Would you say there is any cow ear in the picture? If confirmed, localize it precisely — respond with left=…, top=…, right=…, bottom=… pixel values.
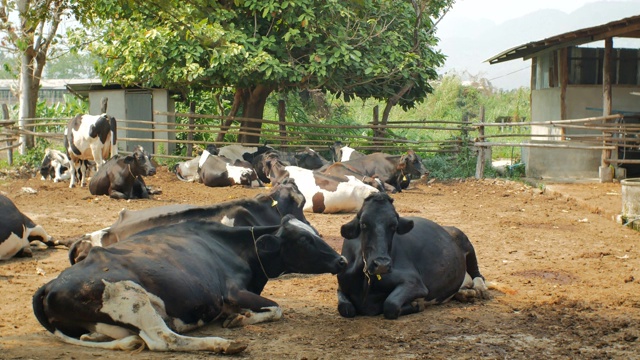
left=340, top=216, right=361, bottom=239
left=256, top=234, right=281, bottom=253
left=397, top=217, right=414, bottom=235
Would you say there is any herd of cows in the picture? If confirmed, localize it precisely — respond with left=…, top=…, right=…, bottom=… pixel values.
left=1, top=112, right=492, bottom=354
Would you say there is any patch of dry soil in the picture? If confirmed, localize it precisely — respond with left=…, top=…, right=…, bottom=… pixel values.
left=1, top=169, right=639, bottom=359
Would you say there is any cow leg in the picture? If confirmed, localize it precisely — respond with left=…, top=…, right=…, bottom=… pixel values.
left=27, top=224, right=54, bottom=245
left=382, top=280, right=429, bottom=319
left=68, top=161, right=77, bottom=188
left=222, top=289, right=282, bottom=328
left=109, top=190, right=128, bottom=200
left=455, top=273, right=491, bottom=301
left=337, top=288, right=357, bottom=318
left=100, top=280, right=246, bottom=353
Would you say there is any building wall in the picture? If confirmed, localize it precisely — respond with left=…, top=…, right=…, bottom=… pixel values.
left=152, top=89, right=176, bottom=155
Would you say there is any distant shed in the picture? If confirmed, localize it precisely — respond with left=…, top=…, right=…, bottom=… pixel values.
left=66, top=81, right=176, bottom=155
left=487, top=15, right=640, bottom=181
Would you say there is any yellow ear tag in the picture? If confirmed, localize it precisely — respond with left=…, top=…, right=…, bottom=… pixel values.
left=376, top=274, right=382, bottom=280
left=271, top=199, right=278, bottom=207
left=402, top=175, right=407, bottom=181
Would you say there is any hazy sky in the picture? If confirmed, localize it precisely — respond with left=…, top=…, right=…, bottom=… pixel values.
left=447, top=0, right=615, bottom=24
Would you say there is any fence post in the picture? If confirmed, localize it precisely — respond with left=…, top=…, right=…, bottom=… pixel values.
left=187, top=101, right=195, bottom=157
left=475, top=106, right=486, bottom=179
left=278, top=99, right=286, bottom=147
left=2, top=104, right=11, bottom=166
left=372, top=105, right=381, bottom=151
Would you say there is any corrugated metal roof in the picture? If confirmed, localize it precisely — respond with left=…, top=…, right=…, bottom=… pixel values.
left=486, top=15, right=640, bottom=65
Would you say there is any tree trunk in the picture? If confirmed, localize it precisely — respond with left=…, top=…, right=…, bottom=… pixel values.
left=238, top=85, right=273, bottom=145
left=18, top=51, right=36, bottom=155
left=215, top=89, right=248, bottom=143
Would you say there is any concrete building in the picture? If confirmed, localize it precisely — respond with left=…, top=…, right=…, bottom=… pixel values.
left=66, top=81, right=177, bottom=155
left=487, top=15, right=640, bottom=181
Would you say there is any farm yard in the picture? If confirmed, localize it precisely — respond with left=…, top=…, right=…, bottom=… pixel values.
left=1, top=167, right=639, bottom=359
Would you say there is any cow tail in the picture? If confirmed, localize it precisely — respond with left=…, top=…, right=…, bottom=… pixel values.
left=110, top=116, right=118, bottom=157
left=32, top=284, right=56, bottom=333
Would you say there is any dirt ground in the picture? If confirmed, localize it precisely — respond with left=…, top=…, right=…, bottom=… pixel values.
left=1, top=167, right=640, bottom=359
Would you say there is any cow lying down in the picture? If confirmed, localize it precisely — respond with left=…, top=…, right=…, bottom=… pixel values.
left=337, top=192, right=491, bottom=319
left=33, top=215, right=346, bottom=353
left=68, top=178, right=309, bottom=264
left=0, top=194, right=53, bottom=260
left=89, top=145, right=156, bottom=199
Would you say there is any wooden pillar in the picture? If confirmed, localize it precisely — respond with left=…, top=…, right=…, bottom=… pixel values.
left=372, top=105, right=381, bottom=151
left=600, top=37, right=614, bottom=182
left=559, top=48, right=568, bottom=140
left=187, top=101, right=195, bottom=157
left=475, top=106, right=486, bottom=179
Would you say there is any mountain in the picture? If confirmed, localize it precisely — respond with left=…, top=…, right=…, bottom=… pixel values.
left=435, top=1, right=640, bottom=90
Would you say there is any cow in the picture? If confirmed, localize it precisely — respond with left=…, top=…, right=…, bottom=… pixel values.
left=329, top=141, right=365, bottom=163
left=336, top=192, right=490, bottom=319
left=336, top=150, right=428, bottom=192
left=218, top=143, right=273, bottom=162
left=0, top=194, right=53, bottom=260
left=265, top=157, right=379, bottom=213
left=65, top=113, right=118, bottom=188
left=320, top=162, right=397, bottom=193
left=293, top=148, right=331, bottom=170
left=174, top=149, right=261, bottom=187
left=33, top=215, right=347, bottom=353
left=88, top=145, right=156, bottom=200
left=69, top=178, right=309, bottom=264
left=39, top=148, right=72, bottom=182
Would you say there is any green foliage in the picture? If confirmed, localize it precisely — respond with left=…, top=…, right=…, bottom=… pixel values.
left=44, top=52, right=98, bottom=79
left=70, top=0, right=453, bottom=110
left=13, top=137, right=52, bottom=169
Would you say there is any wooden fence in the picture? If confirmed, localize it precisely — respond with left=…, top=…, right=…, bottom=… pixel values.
left=2, top=106, right=639, bottom=182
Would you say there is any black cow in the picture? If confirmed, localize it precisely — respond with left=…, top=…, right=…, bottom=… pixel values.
left=0, top=194, right=53, bottom=260
left=88, top=145, right=156, bottom=199
left=70, top=178, right=309, bottom=264
left=336, top=192, right=490, bottom=319
left=33, top=215, right=347, bottom=353
left=64, top=113, right=118, bottom=188
left=336, top=150, right=428, bottom=192
left=329, top=141, right=365, bottom=163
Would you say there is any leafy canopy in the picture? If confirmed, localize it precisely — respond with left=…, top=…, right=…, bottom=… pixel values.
left=71, top=0, right=453, bottom=109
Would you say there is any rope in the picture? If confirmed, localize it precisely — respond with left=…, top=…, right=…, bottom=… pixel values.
left=251, top=227, right=270, bottom=280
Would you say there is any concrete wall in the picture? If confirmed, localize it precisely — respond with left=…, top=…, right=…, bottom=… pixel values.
left=152, top=89, right=176, bottom=155
left=522, top=141, right=601, bottom=180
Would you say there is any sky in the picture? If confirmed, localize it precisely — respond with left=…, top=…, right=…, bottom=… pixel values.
left=435, top=0, right=640, bottom=89
left=445, top=0, right=609, bottom=24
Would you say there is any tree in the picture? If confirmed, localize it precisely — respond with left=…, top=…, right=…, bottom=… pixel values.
left=0, top=0, right=69, bottom=154
left=72, top=0, right=453, bottom=144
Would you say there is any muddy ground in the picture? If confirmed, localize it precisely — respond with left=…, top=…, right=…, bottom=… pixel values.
left=1, top=168, right=639, bottom=359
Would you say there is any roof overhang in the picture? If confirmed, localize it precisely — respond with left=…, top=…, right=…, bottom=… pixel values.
left=486, top=15, right=640, bottom=65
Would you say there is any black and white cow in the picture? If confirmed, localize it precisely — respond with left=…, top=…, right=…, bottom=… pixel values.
left=65, top=113, right=118, bottom=188
left=40, top=148, right=72, bottom=182
left=266, top=157, right=379, bottom=213
left=218, top=143, right=273, bottom=162
left=336, top=192, right=490, bottom=319
left=329, top=141, right=365, bottom=163
left=88, top=145, right=156, bottom=200
left=174, top=149, right=261, bottom=187
left=33, top=215, right=347, bottom=353
left=0, top=194, right=53, bottom=260
left=336, top=150, right=428, bottom=192
left=69, top=178, right=309, bottom=264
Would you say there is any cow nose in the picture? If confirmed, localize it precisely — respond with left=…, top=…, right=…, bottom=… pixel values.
left=338, top=256, right=348, bottom=269
left=148, top=168, right=157, bottom=176
left=372, top=258, right=392, bottom=275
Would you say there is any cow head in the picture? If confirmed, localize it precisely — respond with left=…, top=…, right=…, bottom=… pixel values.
left=399, top=150, right=428, bottom=179
left=259, top=177, right=308, bottom=221
left=128, top=146, right=157, bottom=177
left=295, top=148, right=330, bottom=170
left=328, top=141, right=345, bottom=163
left=340, top=192, right=413, bottom=276
left=174, top=157, right=201, bottom=182
left=255, top=214, right=347, bottom=275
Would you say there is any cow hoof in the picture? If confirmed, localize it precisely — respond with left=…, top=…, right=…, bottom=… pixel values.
left=337, top=302, right=356, bottom=318
left=223, top=340, right=248, bottom=354
left=222, top=314, right=246, bottom=328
